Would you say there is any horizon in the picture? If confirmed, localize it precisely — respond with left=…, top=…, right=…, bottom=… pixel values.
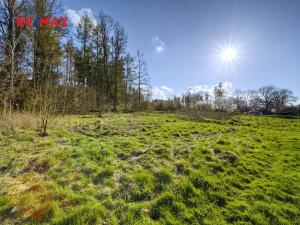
left=63, top=0, right=300, bottom=100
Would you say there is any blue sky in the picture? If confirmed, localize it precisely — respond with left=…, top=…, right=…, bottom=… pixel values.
left=63, top=0, right=300, bottom=100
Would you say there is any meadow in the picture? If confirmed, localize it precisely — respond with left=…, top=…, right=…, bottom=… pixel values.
left=0, top=112, right=299, bottom=225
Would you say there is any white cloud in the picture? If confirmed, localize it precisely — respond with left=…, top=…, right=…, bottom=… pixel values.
left=187, top=85, right=213, bottom=95
left=152, top=37, right=160, bottom=42
left=155, top=46, right=164, bottom=53
left=187, top=82, right=233, bottom=97
left=150, top=82, right=233, bottom=100
left=65, top=8, right=97, bottom=26
left=65, top=9, right=80, bottom=26
left=160, top=85, right=173, bottom=93
left=221, top=82, right=233, bottom=93
left=152, top=36, right=166, bottom=53
left=152, top=85, right=174, bottom=100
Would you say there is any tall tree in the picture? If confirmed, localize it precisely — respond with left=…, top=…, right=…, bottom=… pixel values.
left=38, top=30, right=62, bottom=135
left=75, top=15, right=93, bottom=86
left=92, top=22, right=103, bottom=109
left=0, top=0, right=26, bottom=114
left=30, top=0, right=61, bottom=88
left=28, top=0, right=63, bottom=134
left=62, top=38, right=75, bottom=115
left=231, top=89, right=245, bottom=112
left=111, top=22, right=126, bottom=111
left=273, top=88, right=296, bottom=113
left=214, top=82, right=226, bottom=111
left=97, top=12, right=113, bottom=109
left=123, top=53, right=136, bottom=109
left=255, top=85, right=276, bottom=113
left=136, top=50, right=149, bottom=110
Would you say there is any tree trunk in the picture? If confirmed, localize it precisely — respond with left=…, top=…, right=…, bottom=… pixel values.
left=113, top=61, right=118, bottom=111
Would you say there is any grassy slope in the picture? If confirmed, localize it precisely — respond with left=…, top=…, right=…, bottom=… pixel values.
left=0, top=113, right=299, bottom=225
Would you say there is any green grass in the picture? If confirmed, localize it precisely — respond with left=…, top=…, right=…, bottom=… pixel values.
left=0, top=112, right=299, bottom=224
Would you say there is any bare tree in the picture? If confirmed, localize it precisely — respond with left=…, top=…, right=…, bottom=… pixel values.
left=214, top=82, right=226, bottom=111
left=123, top=53, right=136, bottom=110
left=273, top=88, right=296, bottom=113
left=62, top=38, right=74, bottom=115
left=136, top=50, right=149, bottom=110
left=231, top=89, right=245, bottom=112
left=92, top=23, right=102, bottom=110
left=97, top=12, right=113, bottom=109
left=111, top=21, right=126, bottom=111
left=38, top=34, right=62, bottom=136
left=255, top=85, right=276, bottom=113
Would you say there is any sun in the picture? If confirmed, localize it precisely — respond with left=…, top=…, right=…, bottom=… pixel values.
left=217, top=45, right=240, bottom=65
left=213, top=40, right=243, bottom=69
left=221, top=47, right=237, bottom=63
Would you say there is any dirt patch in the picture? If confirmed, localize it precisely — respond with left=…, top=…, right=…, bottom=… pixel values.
left=127, top=149, right=149, bottom=163
left=211, top=149, right=239, bottom=163
left=19, top=159, right=50, bottom=174
left=131, top=149, right=148, bottom=157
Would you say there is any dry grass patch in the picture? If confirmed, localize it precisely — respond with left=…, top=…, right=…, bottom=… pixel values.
left=6, top=173, right=54, bottom=221
left=0, top=113, right=39, bottom=131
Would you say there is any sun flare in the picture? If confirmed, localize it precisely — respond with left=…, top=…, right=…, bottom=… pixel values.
left=221, top=47, right=237, bottom=63
left=214, top=40, right=243, bottom=68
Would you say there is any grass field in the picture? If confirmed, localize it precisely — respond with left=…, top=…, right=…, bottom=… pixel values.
left=0, top=113, right=299, bottom=225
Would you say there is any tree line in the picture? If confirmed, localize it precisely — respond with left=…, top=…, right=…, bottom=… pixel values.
left=152, top=83, right=299, bottom=115
left=0, top=0, right=151, bottom=122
